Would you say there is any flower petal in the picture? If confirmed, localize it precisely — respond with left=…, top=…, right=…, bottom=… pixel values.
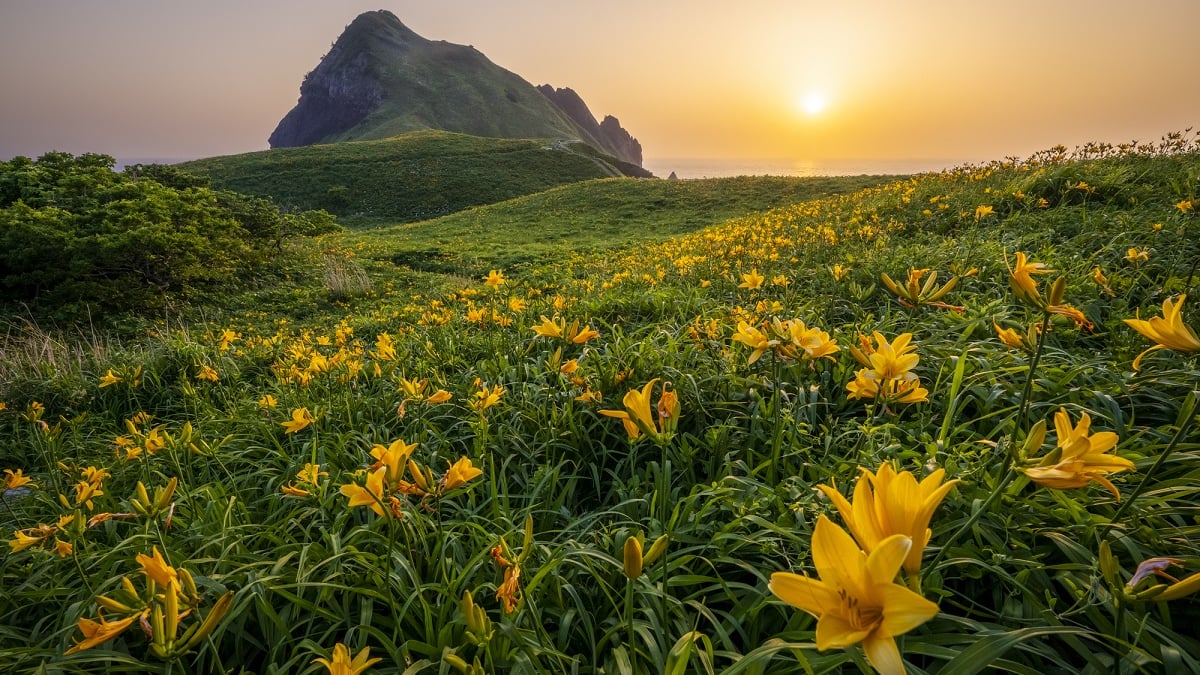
left=862, top=633, right=906, bottom=675
left=876, top=583, right=940, bottom=638
left=815, top=613, right=872, bottom=650
left=768, top=572, right=838, bottom=617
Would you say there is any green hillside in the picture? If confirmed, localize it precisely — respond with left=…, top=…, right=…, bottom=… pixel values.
left=180, top=131, right=647, bottom=223
left=349, top=174, right=895, bottom=275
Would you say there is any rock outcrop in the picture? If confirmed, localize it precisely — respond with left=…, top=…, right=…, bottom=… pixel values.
left=536, top=85, right=642, bottom=166
left=269, top=10, right=645, bottom=167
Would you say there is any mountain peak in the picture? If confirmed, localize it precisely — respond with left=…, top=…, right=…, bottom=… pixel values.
left=268, top=12, right=644, bottom=166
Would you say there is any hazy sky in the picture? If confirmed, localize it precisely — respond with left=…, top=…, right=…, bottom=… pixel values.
left=1, top=0, right=1198, bottom=165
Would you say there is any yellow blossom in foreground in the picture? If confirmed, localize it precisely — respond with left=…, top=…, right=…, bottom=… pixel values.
left=484, top=269, right=505, bottom=287
left=281, top=408, right=315, bottom=434
left=975, top=205, right=994, bottom=220
left=258, top=394, right=278, bottom=409
left=196, top=364, right=219, bottom=382
left=818, top=463, right=959, bottom=577
left=1176, top=199, right=1193, bottom=213
left=1123, top=294, right=1200, bottom=370
left=1021, top=408, right=1133, bottom=499
left=442, top=456, right=483, bottom=491
left=738, top=268, right=765, bottom=290
left=769, top=516, right=939, bottom=675
left=314, top=643, right=382, bottom=675
left=831, top=264, right=850, bottom=281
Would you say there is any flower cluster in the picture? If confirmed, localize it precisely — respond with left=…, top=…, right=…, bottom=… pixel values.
left=846, top=332, right=928, bottom=405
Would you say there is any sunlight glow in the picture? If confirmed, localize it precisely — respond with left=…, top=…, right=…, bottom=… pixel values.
left=800, top=91, right=828, bottom=116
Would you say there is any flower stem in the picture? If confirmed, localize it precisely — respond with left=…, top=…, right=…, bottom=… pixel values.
left=658, top=441, right=671, bottom=653
left=767, top=360, right=785, bottom=485
left=625, top=577, right=636, bottom=662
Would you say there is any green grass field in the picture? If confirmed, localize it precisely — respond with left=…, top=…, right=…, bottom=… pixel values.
left=3, top=133, right=1200, bottom=674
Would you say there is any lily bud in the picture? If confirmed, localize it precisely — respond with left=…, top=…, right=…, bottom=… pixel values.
left=623, top=534, right=644, bottom=579
left=1048, top=276, right=1067, bottom=307
left=643, top=534, right=669, bottom=567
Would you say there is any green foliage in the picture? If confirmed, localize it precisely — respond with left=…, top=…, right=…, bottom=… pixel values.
left=0, top=153, right=342, bottom=323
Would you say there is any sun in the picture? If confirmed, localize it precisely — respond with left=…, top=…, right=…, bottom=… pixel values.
left=799, top=91, right=829, bottom=116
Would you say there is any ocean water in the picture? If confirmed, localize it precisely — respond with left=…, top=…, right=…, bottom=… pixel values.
left=643, top=157, right=974, bottom=179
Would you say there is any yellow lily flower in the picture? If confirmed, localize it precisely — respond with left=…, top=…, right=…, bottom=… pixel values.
left=136, top=546, right=179, bottom=589
left=731, top=321, right=776, bottom=365
left=369, top=439, right=418, bottom=488
left=600, top=378, right=678, bottom=441
left=281, top=407, right=315, bottom=434
left=484, top=269, right=505, bottom=287
left=9, top=524, right=55, bottom=552
left=1006, top=252, right=1053, bottom=304
left=4, top=468, right=34, bottom=490
left=314, top=643, right=383, bottom=675
left=818, top=463, right=959, bottom=577
left=99, top=370, right=123, bottom=388
left=1125, top=247, right=1149, bottom=264
left=1021, top=408, right=1133, bottom=499
left=442, top=456, right=483, bottom=491
left=773, top=318, right=840, bottom=361
left=65, top=613, right=141, bottom=655
left=993, top=321, right=1027, bottom=350
left=831, top=264, right=851, bottom=281
left=1123, top=294, right=1200, bottom=370
left=339, top=468, right=389, bottom=517
left=769, top=515, right=939, bottom=675
left=532, top=315, right=564, bottom=339
left=738, top=268, right=765, bottom=290
left=469, top=384, right=505, bottom=413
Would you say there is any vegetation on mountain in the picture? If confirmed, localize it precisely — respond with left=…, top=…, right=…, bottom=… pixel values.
left=2, top=133, right=1199, bottom=674
left=182, top=131, right=650, bottom=224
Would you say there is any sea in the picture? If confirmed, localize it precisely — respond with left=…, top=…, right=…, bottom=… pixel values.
left=642, top=157, right=976, bottom=179
left=106, top=156, right=974, bottom=178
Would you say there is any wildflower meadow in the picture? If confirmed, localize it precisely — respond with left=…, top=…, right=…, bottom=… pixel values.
left=3, top=133, right=1200, bottom=673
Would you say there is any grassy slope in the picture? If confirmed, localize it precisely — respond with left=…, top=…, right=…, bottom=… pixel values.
left=3, top=138, right=1200, bottom=673
left=348, top=174, right=895, bottom=276
left=179, top=131, right=641, bottom=223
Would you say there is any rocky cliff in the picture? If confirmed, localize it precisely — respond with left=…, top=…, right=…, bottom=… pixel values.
left=269, top=10, right=644, bottom=167
left=536, top=85, right=642, bottom=166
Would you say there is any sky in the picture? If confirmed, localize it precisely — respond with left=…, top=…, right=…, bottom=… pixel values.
left=1, top=0, right=1198, bottom=167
